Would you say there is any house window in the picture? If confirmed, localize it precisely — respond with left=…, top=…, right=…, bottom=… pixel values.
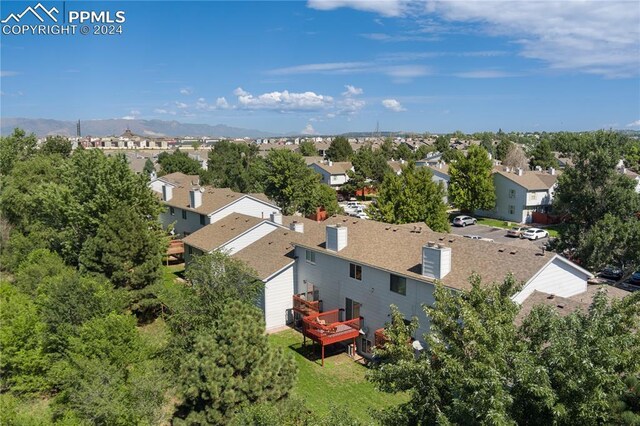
left=509, top=205, right=515, bottom=215
left=200, top=214, right=206, bottom=225
left=362, top=338, right=373, bottom=354
left=390, top=274, right=407, bottom=296
left=509, top=189, right=516, bottom=199
left=169, top=206, right=175, bottom=216
left=305, top=250, right=316, bottom=264
left=187, top=246, right=193, bottom=255
left=349, top=263, right=362, bottom=281
left=182, top=210, right=187, bottom=220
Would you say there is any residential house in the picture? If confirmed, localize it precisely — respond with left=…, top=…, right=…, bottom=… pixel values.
left=150, top=172, right=281, bottom=236
left=477, top=167, right=559, bottom=224
left=310, top=161, right=353, bottom=188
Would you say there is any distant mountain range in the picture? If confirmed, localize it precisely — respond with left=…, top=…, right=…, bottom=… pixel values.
left=0, top=117, right=280, bottom=138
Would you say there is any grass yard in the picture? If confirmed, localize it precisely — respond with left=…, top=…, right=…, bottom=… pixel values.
left=269, top=329, right=408, bottom=423
left=476, top=217, right=512, bottom=229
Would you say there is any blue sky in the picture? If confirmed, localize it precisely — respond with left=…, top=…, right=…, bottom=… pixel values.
left=1, top=0, right=639, bottom=134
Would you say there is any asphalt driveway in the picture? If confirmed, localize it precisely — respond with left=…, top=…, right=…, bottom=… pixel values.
left=449, top=224, right=547, bottom=249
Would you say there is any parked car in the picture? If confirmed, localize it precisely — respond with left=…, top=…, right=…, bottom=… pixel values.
left=506, top=226, right=528, bottom=238
left=630, top=271, right=640, bottom=285
left=452, top=215, right=477, bottom=227
left=599, top=266, right=623, bottom=281
left=522, top=228, right=549, bottom=240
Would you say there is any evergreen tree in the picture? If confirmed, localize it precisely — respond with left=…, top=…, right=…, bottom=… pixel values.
left=176, top=301, right=296, bottom=425
left=264, top=150, right=321, bottom=215
left=495, top=138, right=513, bottom=161
left=157, top=149, right=202, bottom=175
left=379, top=138, right=395, bottom=160
left=298, top=140, right=317, bottom=156
left=143, top=158, right=155, bottom=176
left=326, top=136, right=353, bottom=161
left=448, top=145, right=496, bottom=213
left=368, top=162, right=450, bottom=232
left=529, top=139, right=557, bottom=170
left=344, top=145, right=391, bottom=198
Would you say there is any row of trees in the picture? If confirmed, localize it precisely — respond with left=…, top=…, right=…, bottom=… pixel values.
left=0, top=129, right=301, bottom=424
left=370, top=275, right=640, bottom=425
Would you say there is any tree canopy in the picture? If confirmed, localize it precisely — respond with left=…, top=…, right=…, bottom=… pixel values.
left=368, top=162, right=450, bottom=232
left=448, top=145, right=496, bottom=213
left=326, top=136, right=353, bottom=161
left=298, top=140, right=318, bottom=156
left=369, top=274, right=640, bottom=425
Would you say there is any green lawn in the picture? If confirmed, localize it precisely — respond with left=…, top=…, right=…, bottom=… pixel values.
left=269, top=329, right=407, bottom=423
left=476, top=217, right=513, bottom=229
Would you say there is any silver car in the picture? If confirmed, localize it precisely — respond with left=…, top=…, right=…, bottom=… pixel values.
left=453, top=215, right=477, bottom=227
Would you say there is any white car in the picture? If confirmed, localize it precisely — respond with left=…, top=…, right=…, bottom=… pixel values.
left=522, top=228, right=549, bottom=240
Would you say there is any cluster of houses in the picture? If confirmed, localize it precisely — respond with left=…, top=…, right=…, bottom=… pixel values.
left=149, top=172, right=629, bottom=362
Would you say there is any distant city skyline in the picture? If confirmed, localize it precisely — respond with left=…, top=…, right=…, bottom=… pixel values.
left=1, top=0, right=639, bottom=134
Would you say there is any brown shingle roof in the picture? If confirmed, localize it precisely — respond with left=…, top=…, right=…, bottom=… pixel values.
left=182, top=214, right=264, bottom=252
left=495, top=170, right=559, bottom=191
left=425, top=163, right=450, bottom=176
left=515, top=285, right=630, bottom=325
left=158, top=172, right=199, bottom=187
left=311, top=161, right=353, bottom=175
left=160, top=184, right=277, bottom=215
left=295, top=215, right=556, bottom=291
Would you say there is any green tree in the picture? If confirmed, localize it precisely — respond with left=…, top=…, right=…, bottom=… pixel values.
left=54, top=313, right=167, bottom=425
left=372, top=304, right=418, bottom=364
left=379, top=138, right=395, bottom=160
left=41, top=135, right=72, bottom=157
left=553, top=137, right=640, bottom=264
left=78, top=204, right=166, bottom=291
left=208, top=141, right=265, bottom=192
left=157, top=149, right=202, bottom=175
left=143, top=158, right=155, bottom=176
left=300, top=183, right=341, bottom=217
left=162, top=251, right=264, bottom=365
left=368, top=162, right=450, bottom=232
left=529, top=139, right=557, bottom=170
left=298, top=140, right=317, bottom=156
left=326, top=136, right=353, bottom=161
left=14, top=249, right=69, bottom=296
left=369, top=274, right=640, bottom=425
left=176, top=301, right=296, bottom=425
left=0, top=128, right=37, bottom=176
left=448, top=145, right=496, bottom=213
left=0, top=282, right=50, bottom=393
left=495, top=138, right=513, bottom=161
left=264, top=150, right=321, bottom=215
left=394, top=143, right=413, bottom=161
left=344, top=145, right=391, bottom=198
left=434, top=135, right=450, bottom=154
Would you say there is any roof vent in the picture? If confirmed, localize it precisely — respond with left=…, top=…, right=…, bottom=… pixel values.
left=547, top=294, right=555, bottom=300
left=269, top=211, right=282, bottom=225
left=510, top=249, right=518, bottom=255
left=557, top=304, right=565, bottom=309
left=498, top=248, right=505, bottom=253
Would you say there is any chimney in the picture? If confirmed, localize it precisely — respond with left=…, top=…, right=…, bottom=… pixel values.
left=504, top=166, right=510, bottom=172
left=289, top=220, right=304, bottom=233
left=438, top=161, right=443, bottom=169
left=189, top=188, right=202, bottom=208
left=328, top=160, right=333, bottom=167
left=548, top=167, right=556, bottom=175
left=326, top=224, right=348, bottom=252
left=400, top=159, right=405, bottom=164
left=162, top=185, right=173, bottom=201
left=516, top=168, right=524, bottom=176
left=422, top=243, right=452, bottom=279
left=270, top=211, right=283, bottom=225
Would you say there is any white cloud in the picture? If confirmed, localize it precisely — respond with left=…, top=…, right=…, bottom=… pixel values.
left=180, top=88, right=192, bottom=95
left=626, top=119, right=640, bottom=128
left=382, top=98, right=406, bottom=112
left=235, top=88, right=333, bottom=111
left=307, top=0, right=406, bottom=17
left=0, top=70, right=20, bottom=77
left=233, top=87, right=249, bottom=96
left=121, top=116, right=136, bottom=120
left=154, top=108, right=168, bottom=114
left=268, top=62, right=372, bottom=75
left=454, top=70, right=519, bottom=79
left=175, top=102, right=188, bottom=109
left=130, top=110, right=141, bottom=115
left=342, top=84, right=363, bottom=96
left=216, top=97, right=230, bottom=109
left=431, top=1, right=640, bottom=78
left=384, top=65, right=430, bottom=78
left=301, top=123, right=317, bottom=135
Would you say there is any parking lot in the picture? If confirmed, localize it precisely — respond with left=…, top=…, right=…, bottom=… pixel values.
left=449, top=223, right=547, bottom=249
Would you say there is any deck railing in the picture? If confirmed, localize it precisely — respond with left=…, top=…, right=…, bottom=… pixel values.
left=374, top=328, right=388, bottom=348
left=292, top=294, right=321, bottom=317
left=302, top=309, right=361, bottom=346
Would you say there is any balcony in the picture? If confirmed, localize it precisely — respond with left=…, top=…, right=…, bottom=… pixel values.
left=292, top=293, right=321, bottom=317
left=374, top=328, right=388, bottom=349
left=302, top=309, right=362, bottom=366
